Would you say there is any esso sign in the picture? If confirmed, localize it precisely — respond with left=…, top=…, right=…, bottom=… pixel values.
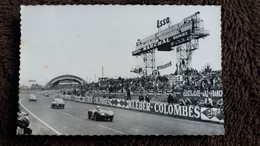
left=157, top=17, right=170, bottom=28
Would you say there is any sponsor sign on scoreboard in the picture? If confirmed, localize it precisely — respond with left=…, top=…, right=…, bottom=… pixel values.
left=132, top=12, right=199, bottom=56
left=133, top=30, right=191, bottom=56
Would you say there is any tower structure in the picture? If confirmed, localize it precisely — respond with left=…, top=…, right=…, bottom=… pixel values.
left=132, top=12, right=209, bottom=76
left=142, top=50, right=155, bottom=76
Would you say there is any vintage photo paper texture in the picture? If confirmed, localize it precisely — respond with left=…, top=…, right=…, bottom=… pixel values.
left=18, top=5, right=223, bottom=135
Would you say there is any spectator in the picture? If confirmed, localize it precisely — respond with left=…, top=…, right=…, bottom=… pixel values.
left=167, top=94, right=174, bottom=104
left=216, top=98, right=223, bottom=108
left=204, top=94, right=213, bottom=108
left=126, top=89, right=131, bottom=100
left=145, top=95, right=151, bottom=102
left=139, top=93, right=144, bottom=102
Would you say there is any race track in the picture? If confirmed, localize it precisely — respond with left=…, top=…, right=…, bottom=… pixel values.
left=19, top=93, right=224, bottom=135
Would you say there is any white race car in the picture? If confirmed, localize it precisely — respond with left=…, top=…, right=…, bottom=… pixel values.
left=28, top=94, right=37, bottom=102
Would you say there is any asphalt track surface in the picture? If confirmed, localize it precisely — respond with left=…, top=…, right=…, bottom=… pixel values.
left=19, top=93, right=224, bottom=135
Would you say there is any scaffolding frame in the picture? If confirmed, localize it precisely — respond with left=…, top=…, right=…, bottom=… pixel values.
left=133, top=12, right=209, bottom=76
left=143, top=50, right=155, bottom=76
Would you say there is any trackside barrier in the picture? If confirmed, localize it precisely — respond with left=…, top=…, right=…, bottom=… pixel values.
left=59, top=95, right=223, bottom=124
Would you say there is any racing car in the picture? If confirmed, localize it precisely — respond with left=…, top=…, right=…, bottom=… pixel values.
left=28, top=94, right=37, bottom=102
left=44, top=92, right=50, bottom=97
left=88, top=106, right=114, bottom=121
left=51, top=98, right=65, bottom=109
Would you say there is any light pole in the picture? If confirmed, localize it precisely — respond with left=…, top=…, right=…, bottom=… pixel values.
left=102, top=66, right=104, bottom=78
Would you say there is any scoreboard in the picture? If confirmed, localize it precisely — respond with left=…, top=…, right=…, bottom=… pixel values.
left=133, top=12, right=205, bottom=56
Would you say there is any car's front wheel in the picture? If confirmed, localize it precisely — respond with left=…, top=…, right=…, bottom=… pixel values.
left=88, top=113, right=91, bottom=119
left=110, top=117, right=113, bottom=122
left=94, top=114, right=98, bottom=121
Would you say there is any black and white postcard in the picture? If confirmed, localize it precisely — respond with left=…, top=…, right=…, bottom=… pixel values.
left=18, top=5, right=223, bottom=135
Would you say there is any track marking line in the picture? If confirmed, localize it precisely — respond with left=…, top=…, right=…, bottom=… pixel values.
left=62, top=112, right=86, bottom=120
left=98, top=124, right=126, bottom=135
left=62, top=112, right=74, bottom=118
left=19, top=98, right=62, bottom=135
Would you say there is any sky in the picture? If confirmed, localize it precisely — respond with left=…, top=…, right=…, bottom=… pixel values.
left=20, top=5, right=221, bottom=86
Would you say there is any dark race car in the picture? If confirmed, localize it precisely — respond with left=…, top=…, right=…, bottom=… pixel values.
left=28, top=94, right=37, bottom=102
left=88, top=106, right=114, bottom=121
left=51, top=98, right=65, bottom=109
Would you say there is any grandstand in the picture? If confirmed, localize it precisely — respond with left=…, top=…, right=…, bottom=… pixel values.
left=86, top=65, right=222, bottom=94
left=81, top=65, right=222, bottom=107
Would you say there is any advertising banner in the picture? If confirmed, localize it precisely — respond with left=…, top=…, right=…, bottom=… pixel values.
left=183, top=90, right=223, bottom=97
left=200, top=107, right=224, bottom=123
left=157, top=62, right=172, bottom=70
left=61, top=95, right=224, bottom=123
left=93, top=97, right=112, bottom=106
left=64, top=95, right=72, bottom=100
left=84, top=96, right=93, bottom=103
left=64, top=95, right=201, bottom=120
left=127, top=100, right=201, bottom=120
left=110, top=99, right=129, bottom=108
left=135, top=30, right=191, bottom=54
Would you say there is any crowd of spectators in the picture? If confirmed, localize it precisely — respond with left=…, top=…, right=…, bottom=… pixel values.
left=177, top=70, right=222, bottom=91
left=52, top=65, right=222, bottom=107
left=85, top=68, right=222, bottom=94
left=52, top=66, right=223, bottom=108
